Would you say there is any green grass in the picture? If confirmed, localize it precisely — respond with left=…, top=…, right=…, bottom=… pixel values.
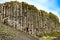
left=0, top=26, right=18, bottom=36
left=37, top=32, right=60, bottom=37
left=42, top=36, right=52, bottom=40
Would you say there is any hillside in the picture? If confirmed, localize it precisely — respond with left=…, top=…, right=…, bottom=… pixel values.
left=0, top=22, right=39, bottom=40
left=0, top=1, right=60, bottom=39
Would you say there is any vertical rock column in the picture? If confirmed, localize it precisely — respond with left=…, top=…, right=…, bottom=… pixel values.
left=0, top=4, right=2, bottom=21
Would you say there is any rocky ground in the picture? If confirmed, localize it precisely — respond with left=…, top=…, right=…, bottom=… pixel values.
left=0, top=23, right=39, bottom=40
left=0, top=22, right=60, bottom=40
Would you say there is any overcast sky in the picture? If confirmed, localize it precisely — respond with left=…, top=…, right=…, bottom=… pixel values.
left=0, top=0, right=60, bottom=21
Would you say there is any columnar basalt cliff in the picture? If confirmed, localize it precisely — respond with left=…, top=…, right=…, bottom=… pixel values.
left=0, top=1, right=60, bottom=37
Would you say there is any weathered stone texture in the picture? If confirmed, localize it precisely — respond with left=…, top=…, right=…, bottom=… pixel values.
left=0, top=1, right=60, bottom=36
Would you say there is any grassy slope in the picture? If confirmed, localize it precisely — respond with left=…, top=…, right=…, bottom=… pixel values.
left=0, top=23, right=39, bottom=40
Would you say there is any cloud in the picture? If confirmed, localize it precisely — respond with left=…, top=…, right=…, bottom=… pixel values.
left=10, top=0, right=17, bottom=1
left=35, top=0, right=60, bottom=21
left=39, top=0, right=48, bottom=3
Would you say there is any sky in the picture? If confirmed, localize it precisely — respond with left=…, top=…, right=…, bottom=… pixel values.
left=0, top=0, right=60, bottom=22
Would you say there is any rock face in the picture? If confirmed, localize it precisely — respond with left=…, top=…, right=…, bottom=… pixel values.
left=0, top=1, right=60, bottom=37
